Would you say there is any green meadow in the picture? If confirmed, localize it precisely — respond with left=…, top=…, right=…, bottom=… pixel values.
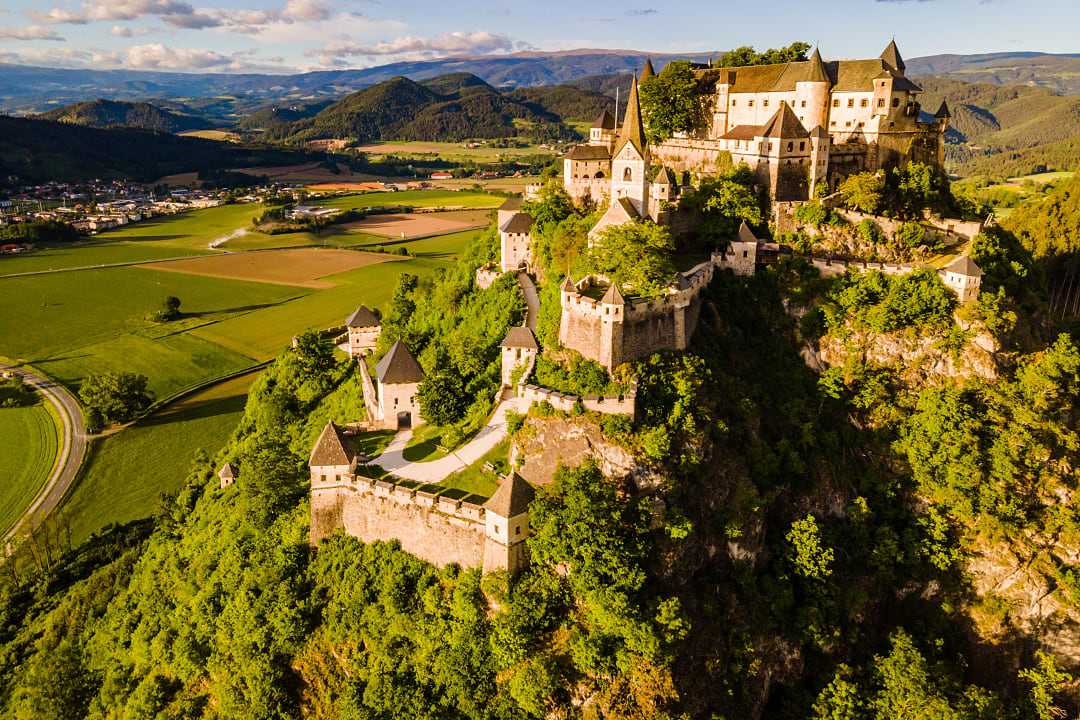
left=0, top=400, right=59, bottom=536
left=316, top=189, right=502, bottom=211
left=60, top=372, right=257, bottom=544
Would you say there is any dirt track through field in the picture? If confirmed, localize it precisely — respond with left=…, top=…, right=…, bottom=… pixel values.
left=339, top=214, right=481, bottom=239
left=143, top=248, right=399, bottom=288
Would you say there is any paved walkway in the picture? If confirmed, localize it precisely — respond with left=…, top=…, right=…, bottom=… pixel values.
left=375, top=394, right=527, bottom=483
left=517, top=272, right=539, bottom=331
left=2, top=363, right=87, bottom=545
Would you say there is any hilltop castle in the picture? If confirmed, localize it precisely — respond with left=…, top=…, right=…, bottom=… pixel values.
left=564, top=40, right=949, bottom=203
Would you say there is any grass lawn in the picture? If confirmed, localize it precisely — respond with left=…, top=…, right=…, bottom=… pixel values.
left=347, top=228, right=483, bottom=261
left=353, top=140, right=552, bottom=162
left=60, top=371, right=258, bottom=545
left=316, top=189, right=503, bottom=211
left=440, top=438, right=508, bottom=498
left=403, top=422, right=453, bottom=462
left=0, top=266, right=303, bottom=395
left=0, top=400, right=60, bottom=536
left=1006, top=170, right=1075, bottom=185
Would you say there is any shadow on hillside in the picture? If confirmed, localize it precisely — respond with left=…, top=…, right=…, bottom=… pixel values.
left=140, top=392, right=248, bottom=427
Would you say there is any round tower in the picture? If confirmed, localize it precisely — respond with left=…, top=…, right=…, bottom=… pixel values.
left=795, top=48, right=831, bottom=131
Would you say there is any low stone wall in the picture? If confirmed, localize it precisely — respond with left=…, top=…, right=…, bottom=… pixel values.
left=517, top=383, right=636, bottom=416
left=357, top=360, right=378, bottom=425
left=808, top=256, right=915, bottom=278
left=652, top=138, right=733, bottom=175
left=311, top=478, right=489, bottom=568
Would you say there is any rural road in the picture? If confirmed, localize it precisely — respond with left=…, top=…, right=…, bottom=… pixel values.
left=517, top=272, right=539, bottom=331
left=2, top=363, right=87, bottom=545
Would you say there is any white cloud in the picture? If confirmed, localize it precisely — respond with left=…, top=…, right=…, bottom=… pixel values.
left=0, top=25, right=66, bottom=41
left=37, top=0, right=333, bottom=33
left=313, top=30, right=528, bottom=66
left=110, top=24, right=153, bottom=36
left=0, top=43, right=288, bottom=72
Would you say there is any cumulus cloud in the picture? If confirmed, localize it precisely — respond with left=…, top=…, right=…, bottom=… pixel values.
left=1, top=42, right=287, bottom=72
left=110, top=23, right=153, bottom=36
left=0, top=25, right=66, bottom=41
left=36, top=0, right=333, bottom=33
left=313, top=30, right=527, bottom=66
left=626, top=8, right=658, bottom=15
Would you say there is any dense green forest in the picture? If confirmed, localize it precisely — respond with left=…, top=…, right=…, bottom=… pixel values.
left=1, top=171, right=1079, bottom=719
left=38, top=100, right=213, bottom=134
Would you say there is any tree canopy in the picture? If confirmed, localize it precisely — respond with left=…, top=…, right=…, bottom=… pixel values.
left=584, top=221, right=676, bottom=298
left=638, top=60, right=711, bottom=143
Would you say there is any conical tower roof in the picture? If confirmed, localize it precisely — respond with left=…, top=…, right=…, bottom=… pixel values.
left=807, top=48, right=829, bottom=84
left=737, top=220, right=759, bottom=244
left=483, top=472, right=536, bottom=518
left=640, top=57, right=656, bottom=81
left=880, top=39, right=906, bottom=73
left=613, top=75, right=647, bottom=158
left=600, top=281, right=626, bottom=306
left=375, top=340, right=424, bottom=384
left=592, top=108, right=616, bottom=130
left=935, top=99, right=951, bottom=119
left=309, top=421, right=354, bottom=467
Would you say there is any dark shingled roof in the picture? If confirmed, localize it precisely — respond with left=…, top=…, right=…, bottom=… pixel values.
left=483, top=472, right=535, bottom=518
left=737, top=220, right=759, bottom=244
left=500, top=326, right=538, bottom=350
left=880, top=39, right=906, bottom=73
left=218, top=462, right=236, bottom=479
left=561, top=275, right=576, bottom=292
left=565, top=144, right=612, bottom=161
left=346, top=305, right=379, bottom=328
left=807, top=48, right=829, bottom=84
left=935, top=99, right=951, bottom=119
left=652, top=166, right=677, bottom=186
left=376, top=340, right=424, bottom=384
left=613, top=75, right=647, bottom=158
left=499, top=196, right=523, bottom=211
left=500, top=212, right=534, bottom=234
left=945, top=255, right=983, bottom=277
left=720, top=124, right=761, bottom=142
left=309, top=422, right=354, bottom=467
left=761, top=102, right=809, bottom=139
left=616, top=196, right=640, bottom=220
left=601, top=282, right=626, bottom=305
left=592, top=108, right=616, bottom=130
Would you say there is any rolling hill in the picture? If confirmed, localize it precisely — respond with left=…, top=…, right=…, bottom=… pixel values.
left=907, top=52, right=1080, bottom=95
left=38, top=99, right=212, bottom=133
left=269, top=73, right=569, bottom=144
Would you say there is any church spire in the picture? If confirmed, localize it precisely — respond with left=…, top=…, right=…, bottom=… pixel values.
left=613, top=75, right=647, bottom=158
left=880, top=39, right=905, bottom=74
left=807, top=47, right=829, bottom=84
left=640, top=57, right=655, bottom=82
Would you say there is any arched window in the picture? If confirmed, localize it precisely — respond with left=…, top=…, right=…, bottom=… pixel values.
left=623, top=167, right=632, bottom=182
left=595, top=170, right=605, bottom=178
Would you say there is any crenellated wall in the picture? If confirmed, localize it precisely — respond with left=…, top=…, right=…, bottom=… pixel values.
left=516, top=383, right=636, bottom=416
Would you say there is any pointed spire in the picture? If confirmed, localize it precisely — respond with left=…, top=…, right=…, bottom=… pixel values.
left=560, top=274, right=575, bottom=292
left=483, top=472, right=536, bottom=518
left=737, top=220, right=758, bottom=244
left=807, top=48, right=829, bottom=84
left=613, top=75, right=647, bottom=158
left=601, top=282, right=626, bottom=306
left=640, top=57, right=656, bottom=82
left=935, top=99, right=951, bottom=119
left=880, top=39, right=905, bottom=74
left=309, top=421, right=354, bottom=467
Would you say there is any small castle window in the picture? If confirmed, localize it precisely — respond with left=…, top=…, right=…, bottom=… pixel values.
left=763, top=99, right=769, bottom=107
left=847, top=98, right=854, bottom=108
left=892, top=97, right=900, bottom=107
left=515, top=526, right=521, bottom=535
left=787, top=142, right=793, bottom=152
left=800, top=100, right=806, bottom=108
left=860, top=98, right=869, bottom=108
left=830, top=120, right=836, bottom=127
left=623, top=167, right=632, bottom=181
left=877, top=98, right=885, bottom=107
left=800, top=141, right=806, bottom=151
left=748, top=99, right=754, bottom=107
left=832, top=99, right=840, bottom=108
left=731, top=99, right=737, bottom=106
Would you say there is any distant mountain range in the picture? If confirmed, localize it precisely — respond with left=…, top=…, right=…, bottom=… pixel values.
left=906, top=52, right=1080, bottom=95
left=0, top=50, right=713, bottom=116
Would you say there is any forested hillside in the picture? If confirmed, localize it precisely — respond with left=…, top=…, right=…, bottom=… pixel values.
left=38, top=100, right=212, bottom=133
left=1, top=172, right=1079, bottom=718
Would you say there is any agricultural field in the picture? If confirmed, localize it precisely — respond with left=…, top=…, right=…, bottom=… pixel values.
left=177, top=129, right=242, bottom=143
left=315, top=189, right=503, bottom=211
left=59, top=371, right=258, bottom=544
left=353, top=139, right=554, bottom=162
left=0, top=400, right=59, bottom=536
left=144, top=247, right=399, bottom=288
left=339, top=212, right=487, bottom=240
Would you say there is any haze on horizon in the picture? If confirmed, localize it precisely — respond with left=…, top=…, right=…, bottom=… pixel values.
left=0, top=0, right=1076, bottom=75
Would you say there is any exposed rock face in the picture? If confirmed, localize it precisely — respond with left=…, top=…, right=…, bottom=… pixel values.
left=813, top=322, right=999, bottom=384
left=512, top=415, right=648, bottom=487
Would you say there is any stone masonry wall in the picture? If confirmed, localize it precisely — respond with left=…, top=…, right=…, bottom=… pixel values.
left=312, top=486, right=486, bottom=568
left=560, top=305, right=603, bottom=362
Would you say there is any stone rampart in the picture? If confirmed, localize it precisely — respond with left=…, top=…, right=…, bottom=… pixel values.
left=311, top=477, right=488, bottom=568
left=517, top=383, right=636, bottom=416
left=475, top=266, right=502, bottom=290
left=808, top=256, right=915, bottom=278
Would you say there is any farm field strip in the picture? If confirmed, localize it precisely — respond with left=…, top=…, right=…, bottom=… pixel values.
left=315, top=189, right=503, bottom=211
left=143, top=247, right=401, bottom=288
left=0, top=401, right=60, bottom=536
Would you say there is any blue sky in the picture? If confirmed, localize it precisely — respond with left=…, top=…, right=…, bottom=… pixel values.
left=0, top=0, right=1076, bottom=73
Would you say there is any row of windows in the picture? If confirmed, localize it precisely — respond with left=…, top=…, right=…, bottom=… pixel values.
left=732, top=96, right=901, bottom=112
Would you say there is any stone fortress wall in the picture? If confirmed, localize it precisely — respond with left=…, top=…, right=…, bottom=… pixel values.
left=311, top=474, right=490, bottom=569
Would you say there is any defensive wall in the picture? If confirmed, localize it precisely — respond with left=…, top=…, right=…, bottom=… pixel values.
left=311, top=474, right=489, bottom=568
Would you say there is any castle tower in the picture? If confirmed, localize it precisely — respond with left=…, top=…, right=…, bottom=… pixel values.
left=934, top=100, right=951, bottom=129
left=499, top=211, right=534, bottom=272
left=598, top=281, right=626, bottom=371
left=482, top=473, right=536, bottom=574
left=499, top=326, right=538, bottom=387
left=609, top=75, right=650, bottom=217
left=588, top=109, right=617, bottom=147
left=795, top=48, right=831, bottom=131
left=941, top=255, right=983, bottom=304
left=880, top=39, right=906, bottom=75
left=808, top=125, right=830, bottom=196
left=345, top=305, right=381, bottom=358
left=218, top=462, right=237, bottom=489
left=640, top=57, right=656, bottom=82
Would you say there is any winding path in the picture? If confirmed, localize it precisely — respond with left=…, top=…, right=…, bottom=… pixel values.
left=2, top=363, right=87, bottom=545
left=374, top=272, right=540, bottom=483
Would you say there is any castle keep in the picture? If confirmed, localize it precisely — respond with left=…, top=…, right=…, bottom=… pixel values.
left=564, top=41, right=949, bottom=203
